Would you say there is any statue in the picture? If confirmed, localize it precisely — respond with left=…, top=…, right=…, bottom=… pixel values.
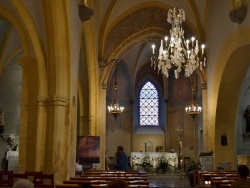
left=244, top=105, right=250, bottom=133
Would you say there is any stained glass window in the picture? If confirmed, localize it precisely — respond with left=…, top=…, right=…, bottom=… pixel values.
left=139, top=81, right=159, bottom=126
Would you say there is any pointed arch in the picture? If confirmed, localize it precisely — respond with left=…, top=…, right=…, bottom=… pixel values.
left=139, top=81, right=159, bottom=126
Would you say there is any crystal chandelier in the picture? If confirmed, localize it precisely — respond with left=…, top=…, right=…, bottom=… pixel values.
left=107, top=60, right=124, bottom=120
left=151, top=5, right=206, bottom=79
left=185, top=76, right=202, bottom=120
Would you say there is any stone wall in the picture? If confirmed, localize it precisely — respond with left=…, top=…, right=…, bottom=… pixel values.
left=0, top=57, right=22, bottom=170
left=238, top=66, right=250, bottom=156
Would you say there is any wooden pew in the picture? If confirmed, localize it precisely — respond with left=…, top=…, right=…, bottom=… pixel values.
left=57, top=170, right=149, bottom=188
left=81, top=170, right=147, bottom=177
left=200, top=173, right=238, bottom=188
left=211, top=179, right=236, bottom=188
left=10, top=173, right=27, bottom=186
left=55, top=184, right=149, bottom=188
left=218, top=184, right=232, bottom=188
left=195, top=170, right=237, bottom=188
left=82, top=170, right=145, bottom=174
left=80, top=173, right=147, bottom=177
left=55, top=184, right=78, bottom=188
left=70, top=176, right=148, bottom=181
left=63, top=179, right=149, bottom=186
left=0, top=170, right=13, bottom=187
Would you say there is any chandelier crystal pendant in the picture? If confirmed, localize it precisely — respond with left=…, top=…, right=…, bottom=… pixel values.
left=107, top=60, right=124, bottom=120
left=151, top=6, right=206, bottom=79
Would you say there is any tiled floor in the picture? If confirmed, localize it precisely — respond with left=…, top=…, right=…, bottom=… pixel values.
left=148, top=173, right=191, bottom=188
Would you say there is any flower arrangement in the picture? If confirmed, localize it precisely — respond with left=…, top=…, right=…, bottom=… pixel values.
left=1, top=134, right=18, bottom=151
left=135, top=155, right=153, bottom=172
left=0, top=134, right=18, bottom=170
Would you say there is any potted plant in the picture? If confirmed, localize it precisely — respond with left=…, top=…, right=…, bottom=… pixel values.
left=185, top=160, right=201, bottom=187
left=155, top=160, right=170, bottom=174
left=216, top=166, right=224, bottom=170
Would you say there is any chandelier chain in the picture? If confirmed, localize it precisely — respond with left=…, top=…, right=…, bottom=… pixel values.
left=107, top=59, right=124, bottom=120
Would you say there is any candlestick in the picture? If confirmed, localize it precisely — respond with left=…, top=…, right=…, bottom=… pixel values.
left=179, top=141, right=182, bottom=156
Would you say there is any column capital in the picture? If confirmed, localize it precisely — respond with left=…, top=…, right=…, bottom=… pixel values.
left=47, top=95, right=68, bottom=107
left=37, top=96, right=48, bottom=106
left=80, top=115, right=94, bottom=121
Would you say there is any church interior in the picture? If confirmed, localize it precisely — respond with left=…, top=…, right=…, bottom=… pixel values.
left=0, top=0, right=250, bottom=186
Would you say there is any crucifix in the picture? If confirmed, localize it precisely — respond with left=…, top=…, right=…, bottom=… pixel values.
left=175, top=125, right=183, bottom=141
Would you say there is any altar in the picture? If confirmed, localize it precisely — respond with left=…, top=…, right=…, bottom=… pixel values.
left=131, top=152, right=178, bottom=171
left=6, top=151, right=18, bottom=172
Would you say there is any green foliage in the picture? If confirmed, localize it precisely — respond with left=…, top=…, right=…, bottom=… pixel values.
left=135, top=155, right=153, bottom=172
left=135, top=161, right=153, bottom=172
left=185, top=160, right=201, bottom=178
left=155, top=161, right=170, bottom=174
left=216, top=166, right=224, bottom=170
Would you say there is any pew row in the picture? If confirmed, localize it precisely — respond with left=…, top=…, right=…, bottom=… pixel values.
left=55, top=184, right=149, bottom=188
left=57, top=170, right=149, bottom=188
left=192, top=170, right=238, bottom=188
left=63, top=179, right=149, bottom=186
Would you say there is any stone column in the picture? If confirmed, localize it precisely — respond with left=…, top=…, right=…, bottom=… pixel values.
left=97, top=85, right=107, bottom=170
left=18, top=57, right=41, bottom=172
left=42, top=0, right=77, bottom=182
left=130, top=100, right=134, bottom=152
left=79, top=115, right=94, bottom=136
left=45, top=96, right=71, bottom=183
left=201, top=84, right=210, bottom=151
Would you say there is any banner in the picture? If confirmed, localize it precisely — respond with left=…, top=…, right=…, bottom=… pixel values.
left=77, top=136, right=100, bottom=168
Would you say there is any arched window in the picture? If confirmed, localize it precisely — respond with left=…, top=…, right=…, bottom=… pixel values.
left=139, top=81, right=159, bottom=126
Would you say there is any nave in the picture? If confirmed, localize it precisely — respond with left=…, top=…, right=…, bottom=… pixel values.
left=148, top=174, right=190, bottom=188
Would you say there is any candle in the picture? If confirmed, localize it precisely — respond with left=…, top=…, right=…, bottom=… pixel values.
left=164, top=36, right=168, bottom=48
left=152, top=44, right=155, bottom=54
left=201, top=44, right=205, bottom=54
left=179, top=141, right=182, bottom=156
left=191, top=37, right=195, bottom=47
left=186, top=40, right=189, bottom=49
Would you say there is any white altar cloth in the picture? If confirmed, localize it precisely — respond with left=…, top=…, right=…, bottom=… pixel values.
left=6, top=151, right=19, bottom=172
left=131, top=152, right=178, bottom=169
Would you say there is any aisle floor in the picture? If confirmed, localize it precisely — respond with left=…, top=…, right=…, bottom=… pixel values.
left=148, top=173, right=191, bottom=188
